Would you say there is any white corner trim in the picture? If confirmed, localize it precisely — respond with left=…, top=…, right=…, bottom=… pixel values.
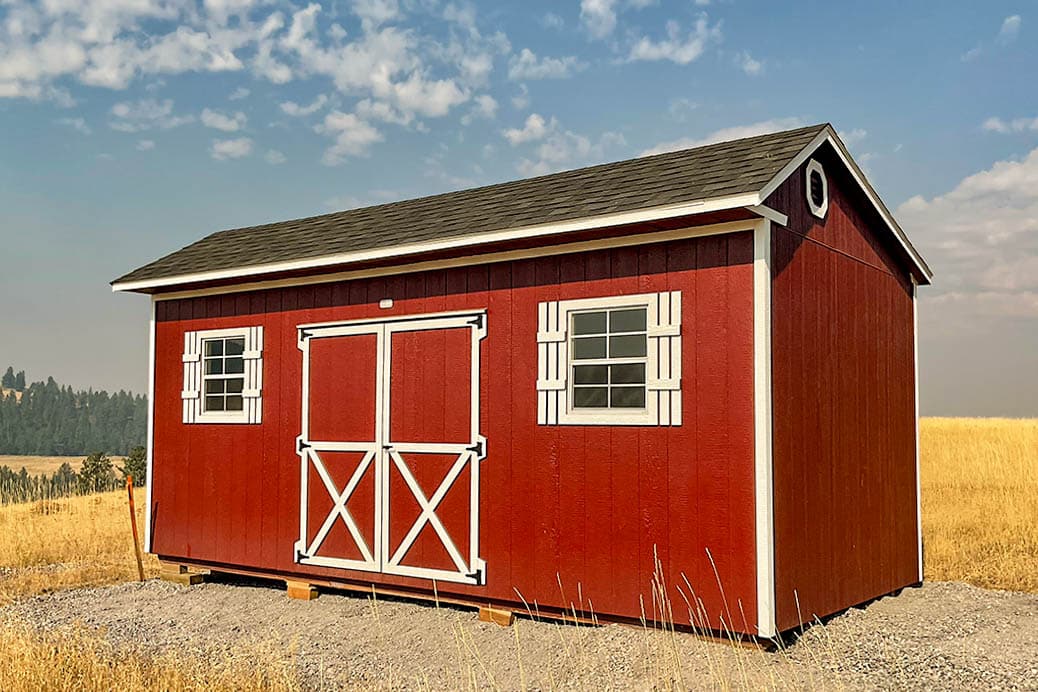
left=150, top=219, right=760, bottom=302
left=144, top=297, right=156, bottom=554
left=913, top=279, right=923, bottom=582
left=746, top=204, right=788, bottom=227
left=757, top=126, right=932, bottom=283
left=112, top=192, right=763, bottom=293
left=753, top=218, right=777, bottom=639
left=805, top=159, right=829, bottom=219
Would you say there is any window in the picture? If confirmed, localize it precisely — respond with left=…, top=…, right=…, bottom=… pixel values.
left=181, top=326, right=263, bottom=424
left=570, top=307, right=648, bottom=409
left=202, top=336, right=246, bottom=413
left=805, top=158, right=829, bottom=219
left=537, top=292, right=682, bottom=426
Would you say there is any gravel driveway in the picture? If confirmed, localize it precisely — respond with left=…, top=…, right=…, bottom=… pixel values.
left=3, top=578, right=1036, bottom=690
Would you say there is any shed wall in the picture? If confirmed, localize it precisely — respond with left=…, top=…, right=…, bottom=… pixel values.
left=150, top=232, right=758, bottom=632
left=766, top=147, right=920, bottom=632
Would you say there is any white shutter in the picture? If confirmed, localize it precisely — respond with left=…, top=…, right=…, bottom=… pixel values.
left=536, top=300, right=566, bottom=425
left=181, top=331, right=202, bottom=424
left=647, top=290, right=682, bottom=426
left=243, top=325, right=264, bottom=424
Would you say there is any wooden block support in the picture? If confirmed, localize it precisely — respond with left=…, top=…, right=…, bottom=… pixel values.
left=286, top=580, right=319, bottom=601
left=159, top=562, right=204, bottom=586
left=478, top=606, right=515, bottom=627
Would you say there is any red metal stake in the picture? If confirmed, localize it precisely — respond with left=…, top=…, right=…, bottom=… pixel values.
left=127, top=475, right=145, bottom=582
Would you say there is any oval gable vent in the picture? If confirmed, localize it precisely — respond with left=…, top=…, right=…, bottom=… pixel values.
left=805, top=158, right=828, bottom=219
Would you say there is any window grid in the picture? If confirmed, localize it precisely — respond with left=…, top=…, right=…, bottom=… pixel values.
left=202, top=337, right=246, bottom=413
left=570, top=307, right=648, bottom=410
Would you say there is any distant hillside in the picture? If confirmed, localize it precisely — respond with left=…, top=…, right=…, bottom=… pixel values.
left=0, top=368, right=147, bottom=456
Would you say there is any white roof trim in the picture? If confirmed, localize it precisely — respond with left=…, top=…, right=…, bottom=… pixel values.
left=759, top=125, right=932, bottom=283
left=111, top=192, right=763, bottom=293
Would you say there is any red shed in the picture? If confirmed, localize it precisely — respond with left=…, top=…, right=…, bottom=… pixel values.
left=113, top=124, right=932, bottom=639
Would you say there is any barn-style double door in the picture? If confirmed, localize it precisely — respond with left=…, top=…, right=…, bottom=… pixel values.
left=294, top=311, right=487, bottom=585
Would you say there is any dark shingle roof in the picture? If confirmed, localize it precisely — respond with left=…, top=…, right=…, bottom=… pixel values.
left=114, top=124, right=829, bottom=288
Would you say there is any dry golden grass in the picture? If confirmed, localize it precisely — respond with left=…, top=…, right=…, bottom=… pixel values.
left=0, top=617, right=299, bottom=692
left=0, top=488, right=159, bottom=604
left=920, top=417, right=1038, bottom=592
left=0, top=455, right=124, bottom=477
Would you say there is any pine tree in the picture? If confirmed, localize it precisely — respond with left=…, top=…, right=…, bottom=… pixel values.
left=78, top=452, right=116, bottom=494
left=14, top=371, right=25, bottom=391
left=1, top=367, right=13, bottom=389
left=120, top=446, right=147, bottom=487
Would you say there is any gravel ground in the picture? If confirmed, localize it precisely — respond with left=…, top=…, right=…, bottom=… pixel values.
left=3, top=577, right=1036, bottom=690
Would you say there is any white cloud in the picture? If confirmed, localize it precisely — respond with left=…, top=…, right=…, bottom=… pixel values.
left=641, top=117, right=804, bottom=156
left=136, top=139, right=155, bottom=151
left=110, top=99, right=194, bottom=132
left=581, top=0, right=618, bottom=39
left=961, top=46, right=982, bottom=62
left=55, top=117, right=91, bottom=134
left=201, top=107, right=247, bottom=132
left=516, top=128, right=626, bottom=176
left=982, top=116, right=1038, bottom=134
left=210, top=137, right=253, bottom=160
left=668, top=98, right=697, bottom=122
left=627, top=17, right=722, bottom=65
left=508, top=49, right=585, bottom=80
left=460, top=94, right=498, bottom=125
left=502, top=113, right=556, bottom=145
left=204, top=0, right=259, bottom=25
left=264, top=149, right=286, bottom=164
left=316, top=110, right=383, bottom=164
left=353, top=0, right=400, bottom=29
left=897, top=146, right=1038, bottom=318
left=279, top=94, right=328, bottom=117
left=228, top=86, right=250, bottom=100
left=541, top=12, right=564, bottom=30
left=736, top=51, right=762, bottom=76
left=511, top=84, right=530, bottom=110
left=840, top=128, right=868, bottom=146
left=355, top=98, right=413, bottom=125
left=997, top=15, right=1022, bottom=45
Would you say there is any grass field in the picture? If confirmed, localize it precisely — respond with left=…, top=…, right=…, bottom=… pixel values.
left=0, top=455, right=105, bottom=477
left=0, top=417, right=1034, bottom=689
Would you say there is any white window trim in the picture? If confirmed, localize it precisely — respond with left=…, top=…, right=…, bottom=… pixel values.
left=538, top=291, right=682, bottom=426
left=805, top=158, right=829, bottom=219
left=182, top=326, right=263, bottom=424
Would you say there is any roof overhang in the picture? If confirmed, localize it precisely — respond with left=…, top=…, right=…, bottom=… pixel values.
left=112, top=125, right=931, bottom=295
left=111, top=192, right=776, bottom=294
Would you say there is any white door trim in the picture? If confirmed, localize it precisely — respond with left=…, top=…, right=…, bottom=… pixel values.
left=295, top=309, right=488, bottom=586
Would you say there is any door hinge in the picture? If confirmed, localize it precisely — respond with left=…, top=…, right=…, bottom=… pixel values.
left=467, top=439, right=485, bottom=458
left=466, top=566, right=483, bottom=582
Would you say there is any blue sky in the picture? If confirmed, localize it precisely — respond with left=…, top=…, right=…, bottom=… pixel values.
left=1, top=1, right=1036, bottom=416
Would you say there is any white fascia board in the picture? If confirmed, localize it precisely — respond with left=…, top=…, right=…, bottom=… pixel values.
left=758, top=126, right=933, bottom=284
left=143, top=297, right=156, bottom=553
left=111, top=192, right=763, bottom=294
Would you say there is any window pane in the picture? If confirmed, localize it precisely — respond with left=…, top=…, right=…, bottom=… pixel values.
left=205, top=379, right=225, bottom=395
left=205, top=396, right=225, bottom=412
left=609, top=334, right=647, bottom=358
left=609, top=308, right=646, bottom=333
left=225, top=338, right=245, bottom=356
left=204, top=358, right=224, bottom=375
left=225, top=357, right=245, bottom=375
left=226, top=378, right=244, bottom=394
left=225, top=395, right=244, bottom=411
left=611, top=386, right=645, bottom=408
left=610, top=363, right=646, bottom=384
left=204, top=340, right=223, bottom=356
left=572, top=311, right=607, bottom=335
left=573, top=364, right=608, bottom=385
left=573, top=387, right=608, bottom=408
left=572, top=336, right=607, bottom=360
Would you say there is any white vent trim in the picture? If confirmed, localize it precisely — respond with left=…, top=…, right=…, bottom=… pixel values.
left=805, top=158, right=829, bottom=219
left=181, top=325, right=263, bottom=424
left=536, top=291, right=682, bottom=426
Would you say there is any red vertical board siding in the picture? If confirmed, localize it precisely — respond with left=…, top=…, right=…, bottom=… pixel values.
left=150, top=232, right=758, bottom=632
left=767, top=146, right=919, bottom=632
